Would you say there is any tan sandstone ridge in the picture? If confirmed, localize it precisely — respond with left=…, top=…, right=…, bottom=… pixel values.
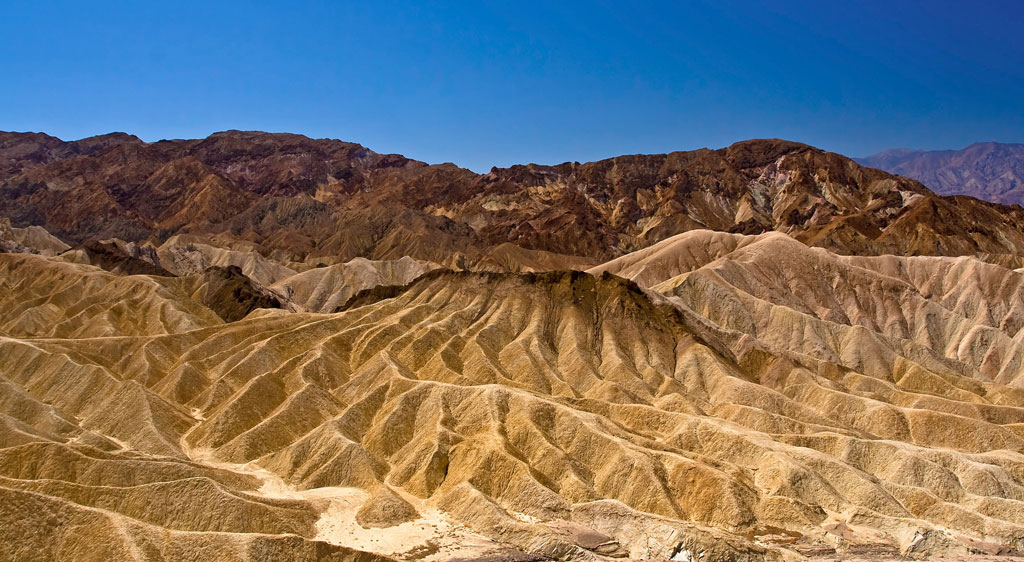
left=3, top=228, right=1024, bottom=561
left=269, top=256, right=440, bottom=313
left=0, top=217, right=69, bottom=256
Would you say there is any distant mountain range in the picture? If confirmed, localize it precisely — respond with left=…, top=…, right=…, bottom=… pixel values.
left=857, top=142, right=1024, bottom=206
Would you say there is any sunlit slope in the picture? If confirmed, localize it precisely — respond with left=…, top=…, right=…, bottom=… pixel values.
left=597, top=230, right=1024, bottom=386
left=0, top=253, right=222, bottom=337
left=270, top=256, right=438, bottom=313
left=3, top=247, right=1024, bottom=559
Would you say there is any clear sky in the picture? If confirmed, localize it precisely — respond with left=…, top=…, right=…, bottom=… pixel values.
left=2, top=1, right=1022, bottom=172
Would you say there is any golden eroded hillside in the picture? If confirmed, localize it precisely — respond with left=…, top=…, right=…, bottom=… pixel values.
left=3, top=225, right=1024, bottom=560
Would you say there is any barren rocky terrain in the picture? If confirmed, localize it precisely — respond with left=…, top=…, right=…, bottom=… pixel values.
left=3, top=131, right=1024, bottom=561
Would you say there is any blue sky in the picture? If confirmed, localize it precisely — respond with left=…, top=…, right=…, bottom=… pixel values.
left=2, top=1, right=1022, bottom=171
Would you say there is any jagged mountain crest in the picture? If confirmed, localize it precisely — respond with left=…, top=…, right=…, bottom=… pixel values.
left=5, top=131, right=1024, bottom=266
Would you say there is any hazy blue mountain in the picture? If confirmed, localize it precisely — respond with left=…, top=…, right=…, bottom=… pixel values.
left=858, top=142, right=1024, bottom=206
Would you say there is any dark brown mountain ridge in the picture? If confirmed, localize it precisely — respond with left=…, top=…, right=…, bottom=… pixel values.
left=5, top=130, right=1024, bottom=266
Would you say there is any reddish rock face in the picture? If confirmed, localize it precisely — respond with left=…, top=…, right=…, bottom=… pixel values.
left=5, top=130, right=1024, bottom=263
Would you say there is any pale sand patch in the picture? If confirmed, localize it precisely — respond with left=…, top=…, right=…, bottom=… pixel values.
left=314, top=496, right=501, bottom=560
left=186, top=446, right=506, bottom=560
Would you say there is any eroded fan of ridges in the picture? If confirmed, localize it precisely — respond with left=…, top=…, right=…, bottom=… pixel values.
left=3, top=242, right=1024, bottom=560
